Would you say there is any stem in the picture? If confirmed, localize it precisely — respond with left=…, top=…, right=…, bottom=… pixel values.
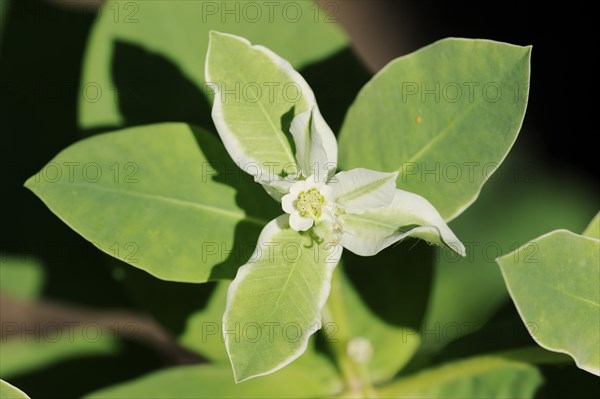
left=322, top=266, right=376, bottom=398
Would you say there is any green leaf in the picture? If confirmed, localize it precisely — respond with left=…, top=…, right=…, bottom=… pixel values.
left=0, top=256, right=45, bottom=300
left=224, top=216, right=342, bottom=382
left=423, top=153, right=599, bottom=351
left=376, top=355, right=542, bottom=398
left=25, top=123, right=279, bottom=282
left=338, top=38, right=531, bottom=221
left=84, top=354, right=342, bottom=398
left=583, top=212, right=600, bottom=239
left=497, top=229, right=600, bottom=376
left=79, top=0, right=347, bottom=130
left=0, top=380, right=30, bottom=399
left=206, top=31, right=336, bottom=184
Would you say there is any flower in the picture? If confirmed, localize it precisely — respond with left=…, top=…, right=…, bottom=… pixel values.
left=281, top=175, right=335, bottom=232
left=209, top=31, right=467, bottom=383
left=209, top=34, right=465, bottom=257
left=257, top=105, right=466, bottom=257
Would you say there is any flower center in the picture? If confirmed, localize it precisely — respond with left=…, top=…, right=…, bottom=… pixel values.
left=295, top=188, right=325, bottom=219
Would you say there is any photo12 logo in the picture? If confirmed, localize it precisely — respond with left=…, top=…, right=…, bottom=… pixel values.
left=1, top=321, right=139, bottom=344
left=32, top=161, right=139, bottom=184
left=202, top=81, right=304, bottom=104
left=200, top=1, right=339, bottom=24
left=206, top=321, right=339, bottom=344
left=400, top=81, right=529, bottom=104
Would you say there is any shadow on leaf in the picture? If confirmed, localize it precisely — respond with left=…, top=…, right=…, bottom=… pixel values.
left=188, top=126, right=281, bottom=280
left=111, top=41, right=214, bottom=132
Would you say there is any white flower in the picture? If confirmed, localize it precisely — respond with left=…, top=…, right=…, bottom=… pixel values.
left=279, top=165, right=401, bottom=247
left=281, top=175, right=335, bottom=232
left=225, top=103, right=466, bottom=257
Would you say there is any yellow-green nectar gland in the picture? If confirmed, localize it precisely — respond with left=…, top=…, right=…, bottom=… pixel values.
left=295, top=188, right=325, bottom=219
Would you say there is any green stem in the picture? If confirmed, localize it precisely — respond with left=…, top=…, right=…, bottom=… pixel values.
left=322, top=266, right=376, bottom=398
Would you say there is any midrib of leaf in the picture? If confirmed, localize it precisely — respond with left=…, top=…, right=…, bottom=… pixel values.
left=397, top=101, right=475, bottom=175
left=37, top=182, right=268, bottom=227
left=301, top=121, right=312, bottom=172
left=259, top=100, right=295, bottom=163
left=536, top=280, right=600, bottom=308
left=238, top=67, right=296, bottom=165
left=237, top=249, right=303, bottom=376
left=395, top=56, right=525, bottom=175
left=337, top=176, right=393, bottom=204
left=347, top=213, right=418, bottom=231
left=274, top=262, right=299, bottom=307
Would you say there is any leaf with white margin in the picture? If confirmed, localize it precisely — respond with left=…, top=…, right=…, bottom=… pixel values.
left=330, top=168, right=398, bottom=214
left=0, top=380, right=30, bottom=399
left=582, top=212, right=599, bottom=239
left=289, top=106, right=336, bottom=180
left=497, top=229, right=600, bottom=376
left=206, top=31, right=336, bottom=193
left=223, top=215, right=342, bottom=382
left=341, top=189, right=465, bottom=256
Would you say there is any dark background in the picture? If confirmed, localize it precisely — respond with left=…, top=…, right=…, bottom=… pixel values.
left=1, top=0, right=598, bottom=397
left=331, top=0, right=596, bottom=181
